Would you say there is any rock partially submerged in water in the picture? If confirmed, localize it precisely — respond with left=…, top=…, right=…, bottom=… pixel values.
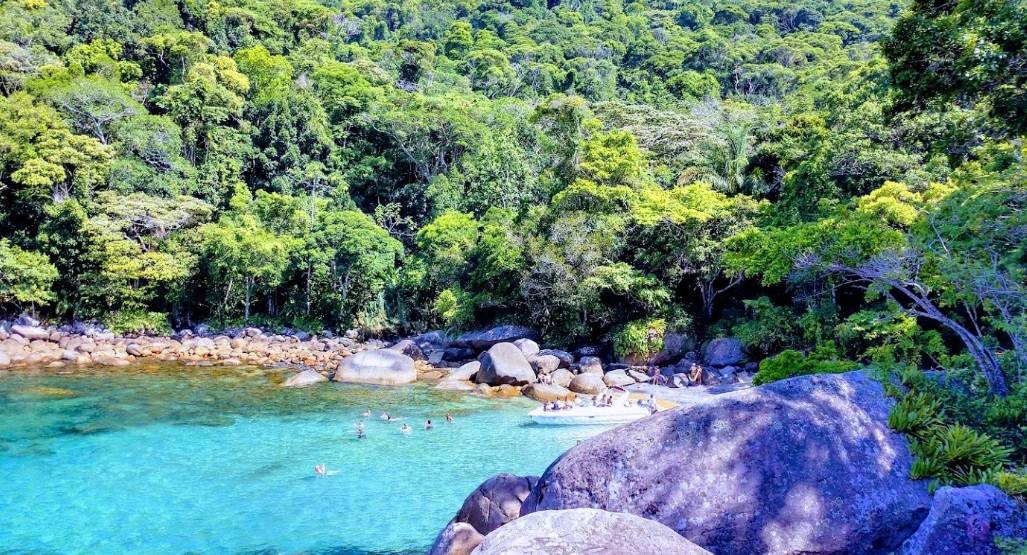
left=428, top=522, right=484, bottom=555
left=282, top=369, right=327, bottom=387
left=472, top=508, right=712, bottom=555
left=900, top=484, right=1027, bottom=555
left=474, top=343, right=536, bottom=386
left=521, top=371, right=932, bottom=554
left=521, top=383, right=571, bottom=402
left=567, top=372, right=605, bottom=395
left=452, top=473, right=537, bottom=536
left=332, top=349, right=417, bottom=385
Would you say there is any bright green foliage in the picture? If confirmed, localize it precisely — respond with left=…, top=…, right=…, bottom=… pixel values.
left=613, top=318, right=666, bottom=363
left=751, top=348, right=857, bottom=386
left=0, top=239, right=57, bottom=308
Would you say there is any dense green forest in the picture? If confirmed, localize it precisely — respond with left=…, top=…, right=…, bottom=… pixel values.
left=1, top=0, right=1026, bottom=418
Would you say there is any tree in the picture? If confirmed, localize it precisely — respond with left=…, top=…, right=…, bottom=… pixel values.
left=0, top=239, right=57, bottom=310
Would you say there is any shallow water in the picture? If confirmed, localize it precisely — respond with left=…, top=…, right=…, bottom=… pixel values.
left=0, top=364, right=606, bottom=554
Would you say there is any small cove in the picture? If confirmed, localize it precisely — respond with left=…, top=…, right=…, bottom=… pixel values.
left=0, top=363, right=606, bottom=554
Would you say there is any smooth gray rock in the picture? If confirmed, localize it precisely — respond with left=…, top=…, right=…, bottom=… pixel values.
left=447, top=361, right=481, bottom=381
left=332, top=349, right=417, bottom=385
left=537, top=349, right=572, bottom=368
left=529, top=354, right=561, bottom=375
left=11, top=325, right=49, bottom=341
left=577, top=356, right=603, bottom=375
left=550, top=368, right=574, bottom=388
left=474, top=343, right=536, bottom=386
left=387, top=339, right=425, bottom=360
left=568, top=373, right=606, bottom=395
left=522, top=371, right=932, bottom=555
left=414, top=330, right=454, bottom=349
left=454, top=473, right=538, bottom=536
left=652, top=331, right=695, bottom=366
left=901, top=484, right=1027, bottom=555
left=471, top=508, right=712, bottom=555
left=455, top=326, right=538, bottom=351
left=443, top=347, right=476, bottom=362
left=603, top=368, right=636, bottom=387
left=282, top=369, right=327, bottom=387
left=429, top=522, right=484, bottom=555
left=702, top=337, right=747, bottom=367
left=0, top=351, right=10, bottom=366
left=512, top=338, right=540, bottom=358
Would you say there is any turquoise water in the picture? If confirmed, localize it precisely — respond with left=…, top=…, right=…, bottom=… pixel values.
left=0, top=364, right=604, bottom=554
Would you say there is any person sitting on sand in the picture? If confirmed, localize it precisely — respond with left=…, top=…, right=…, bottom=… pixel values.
left=445, top=413, right=453, bottom=423
left=424, top=419, right=433, bottom=430
left=400, top=423, right=412, bottom=434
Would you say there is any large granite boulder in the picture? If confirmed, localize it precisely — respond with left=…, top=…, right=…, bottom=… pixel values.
left=652, top=331, right=695, bottom=366
left=428, top=522, right=484, bottom=555
left=512, top=338, right=539, bottom=358
left=522, top=383, right=571, bottom=402
left=443, top=347, right=476, bottom=362
left=568, top=373, right=606, bottom=395
left=602, top=368, right=636, bottom=387
left=474, top=343, right=536, bottom=386
left=529, top=354, right=561, bottom=375
left=455, top=326, right=538, bottom=351
left=702, top=337, right=747, bottom=367
left=577, top=356, right=604, bottom=375
left=447, top=361, right=481, bottom=381
left=282, top=369, right=327, bottom=387
left=11, top=325, right=49, bottom=341
left=550, top=368, right=574, bottom=388
left=452, top=473, right=537, bottom=536
left=537, top=349, right=573, bottom=368
left=900, top=484, right=1027, bottom=555
left=521, top=371, right=932, bottom=554
left=332, top=349, right=417, bottom=385
left=471, top=509, right=712, bottom=555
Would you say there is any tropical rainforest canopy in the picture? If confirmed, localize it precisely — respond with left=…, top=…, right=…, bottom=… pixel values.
left=1, top=0, right=1026, bottom=422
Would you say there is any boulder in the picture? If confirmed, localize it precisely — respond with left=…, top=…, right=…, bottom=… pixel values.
left=472, top=509, right=712, bottom=555
left=568, top=373, right=606, bottom=395
left=332, top=349, right=417, bottom=385
left=537, top=349, right=573, bottom=368
left=512, top=338, right=539, bottom=358
left=414, top=330, right=454, bottom=349
left=428, top=522, right=484, bottom=555
left=453, top=473, right=538, bottom=536
left=283, top=369, right=327, bottom=387
left=652, top=331, right=695, bottom=366
left=603, top=369, right=636, bottom=387
left=0, top=351, right=9, bottom=367
left=522, top=383, right=572, bottom=403
left=474, top=343, right=536, bottom=386
left=577, top=356, right=604, bottom=375
left=702, top=337, right=747, bottom=367
left=522, top=371, right=932, bottom=554
left=529, top=354, right=561, bottom=375
left=388, top=339, right=425, bottom=360
left=11, top=325, right=49, bottom=341
left=447, top=361, right=481, bottom=382
left=455, top=325, right=539, bottom=351
left=573, top=345, right=602, bottom=358
left=627, top=368, right=649, bottom=382
left=669, top=373, right=692, bottom=388
left=443, top=347, right=476, bottom=362
left=900, top=484, right=1027, bottom=555
left=550, top=368, right=574, bottom=388
left=436, top=380, right=477, bottom=392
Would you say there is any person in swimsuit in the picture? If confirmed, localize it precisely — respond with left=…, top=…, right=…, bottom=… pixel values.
left=424, top=419, right=433, bottom=430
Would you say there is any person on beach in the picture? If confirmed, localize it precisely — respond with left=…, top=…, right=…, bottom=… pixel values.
left=424, top=419, right=433, bottom=430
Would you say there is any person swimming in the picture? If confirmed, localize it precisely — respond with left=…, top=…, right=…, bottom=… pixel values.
left=445, top=413, right=453, bottom=423
left=314, top=464, right=327, bottom=477
left=400, top=423, right=412, bottom=434
left=380, top=411, right=391, bottom=421
left=424, top=419, right=433, bottom=430
left=362, top=408, right=371, bottom=418
left=357, top=421, right=366, bottom=439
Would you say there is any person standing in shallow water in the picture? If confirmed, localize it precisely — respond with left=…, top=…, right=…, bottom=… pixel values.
left=424, top=419, right=433, bottom=430
left=356, top=420, right=365, bottom=439
left=445, top=413, right=453, bottom=423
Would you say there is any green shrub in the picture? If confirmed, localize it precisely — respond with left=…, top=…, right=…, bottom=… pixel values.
left=888, top=393, right=945, bottom=438
left=908, top=424, right=1012, bottom=486
left=613, top=318, right=666, bottom=363
left=732, top=297, right=800, bottom=356
left=102, top=310, right=172, bottom=335
left=752, top=349, right=858, bottom=385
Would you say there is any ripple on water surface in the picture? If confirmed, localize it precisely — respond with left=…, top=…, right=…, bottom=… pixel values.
left=0, top=363, right=608, bottom=554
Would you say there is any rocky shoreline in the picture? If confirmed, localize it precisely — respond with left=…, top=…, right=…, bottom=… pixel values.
left=0, top=320, right=757, bottom=406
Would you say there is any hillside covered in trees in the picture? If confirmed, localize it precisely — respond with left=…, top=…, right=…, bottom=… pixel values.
left=1, top=0, right=1026, bottom=414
